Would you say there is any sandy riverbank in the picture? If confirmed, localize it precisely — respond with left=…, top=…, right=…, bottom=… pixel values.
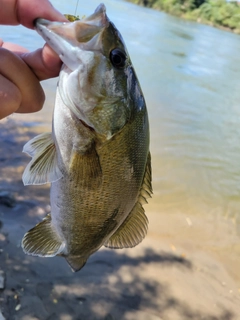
left=0, top=117, right=240, bottom=320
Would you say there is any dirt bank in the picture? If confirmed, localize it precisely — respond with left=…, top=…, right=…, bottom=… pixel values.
left=0, top=117, right=239, bottom=320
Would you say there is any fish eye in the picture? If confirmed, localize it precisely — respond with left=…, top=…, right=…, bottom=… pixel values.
left=110, top=49, right=126, bottom=69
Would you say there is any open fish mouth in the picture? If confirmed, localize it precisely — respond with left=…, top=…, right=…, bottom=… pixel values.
left=34, top=3, right=109, bottom=70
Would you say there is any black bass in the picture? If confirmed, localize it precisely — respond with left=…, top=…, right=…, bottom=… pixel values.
left=21, top=3, right=152, bottom=272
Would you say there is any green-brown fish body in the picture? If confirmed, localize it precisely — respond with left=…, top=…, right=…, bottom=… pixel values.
left=21, top=3, right=152, bottom=272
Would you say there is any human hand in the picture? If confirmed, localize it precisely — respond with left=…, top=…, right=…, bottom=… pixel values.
left=0, top=0, right=68, bottom=119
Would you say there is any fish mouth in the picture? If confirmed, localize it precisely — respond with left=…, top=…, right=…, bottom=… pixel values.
left=35, top=4, right=109, bottom=70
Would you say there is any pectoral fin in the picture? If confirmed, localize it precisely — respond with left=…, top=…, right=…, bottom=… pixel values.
left=69, top=145, right=102, bottom=189
left=104, top=152, right=152, bottom=249
left=22, top=132, right=63, bottom=185
left=21, top=214, right=65, bottom=257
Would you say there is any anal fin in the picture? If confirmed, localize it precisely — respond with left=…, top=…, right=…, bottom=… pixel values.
left=21, top=214, right=65, bottom=257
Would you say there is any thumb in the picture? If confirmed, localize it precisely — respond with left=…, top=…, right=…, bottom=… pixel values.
left=17, top=0, right=67, bottom=29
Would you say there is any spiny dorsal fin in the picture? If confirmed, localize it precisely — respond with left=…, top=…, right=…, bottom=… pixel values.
left=139, top=152, right=153, bottom=205
left=22, top=132, right=63, bottom=185
left=65, top=256, right=87, bottom=272
left=104, top=152, right=152, bottom=249
left=21, top=214, right=65, bottom=257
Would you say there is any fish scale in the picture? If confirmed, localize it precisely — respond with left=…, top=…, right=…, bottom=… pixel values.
left=21, top=3, right=152, bottom=272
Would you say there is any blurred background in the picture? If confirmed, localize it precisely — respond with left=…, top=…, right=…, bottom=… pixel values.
left=1, top=0, right=240, bottom=319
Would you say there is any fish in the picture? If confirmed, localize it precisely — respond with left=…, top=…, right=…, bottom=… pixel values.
left=21, top=3, right=152, bottom=272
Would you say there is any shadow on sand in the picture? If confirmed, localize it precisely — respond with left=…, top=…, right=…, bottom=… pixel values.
left=0, top=238, right=234, bottom=320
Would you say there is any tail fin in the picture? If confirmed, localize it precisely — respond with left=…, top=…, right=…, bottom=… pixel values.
left=65, top=256, right=87, bottom=272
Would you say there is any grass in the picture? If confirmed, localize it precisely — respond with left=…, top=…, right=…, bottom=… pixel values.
left=128, top=0, right=240, bottom=33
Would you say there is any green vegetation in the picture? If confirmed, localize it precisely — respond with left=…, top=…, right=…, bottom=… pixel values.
left=129, top=0, right=240, bottom=33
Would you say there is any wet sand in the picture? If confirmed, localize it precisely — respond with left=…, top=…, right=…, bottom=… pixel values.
left=0, top=117, right=240, bottom=320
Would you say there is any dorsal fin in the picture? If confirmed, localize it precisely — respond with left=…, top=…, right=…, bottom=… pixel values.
left=21, top=214, right=65, bottom=257
left=139, top=152, right=152, bottom=204
left=22, top=132, right=63, bottom=185
left=104, top=202, right=148, bottom=249
left=104, top=152, right=152, bottom=249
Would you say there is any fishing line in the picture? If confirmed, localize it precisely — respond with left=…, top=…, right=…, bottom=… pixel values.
left=74, top=0, right=80, bottom=16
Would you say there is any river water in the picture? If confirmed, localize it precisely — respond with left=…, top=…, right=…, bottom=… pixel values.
left=1, top=1, right=240, bottom=233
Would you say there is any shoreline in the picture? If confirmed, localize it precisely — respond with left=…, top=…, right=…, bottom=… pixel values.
left=0, top=117, right=240, bottom=319
left=127, top=0, right=240, bottom=35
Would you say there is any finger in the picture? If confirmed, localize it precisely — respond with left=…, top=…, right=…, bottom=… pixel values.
left=1, top=0, right=67, bottom=28
left=21, top=44, right=62, bottom=80
left=0, top=48, right=45, bottom=114
left=1, top=41, right=29, bottom=54
left=0, top=74, right=21, bottom=119
left=1, top=39, right=62, bottom=81
left=17, top=0, right=68, bottom=28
